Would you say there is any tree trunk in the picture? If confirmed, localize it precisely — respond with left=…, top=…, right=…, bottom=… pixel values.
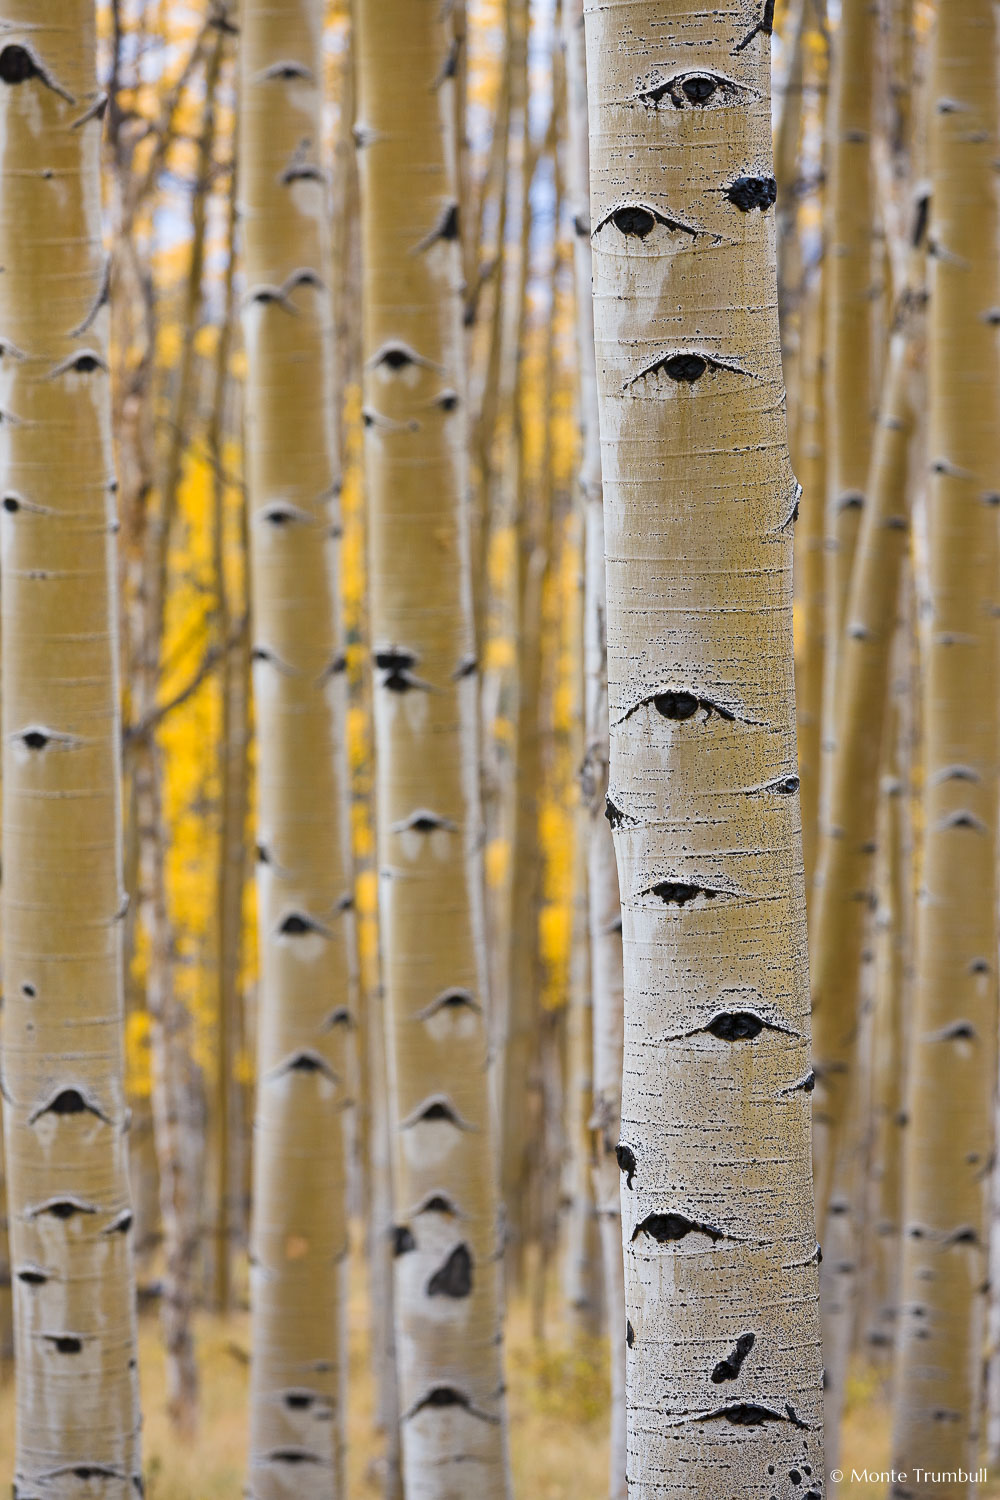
left=240, top=3, right=355, bottom=1495
left=564, top=0, right=626, bottom=1484
left=891, top=3, right=1000, bottom=1486
left=583, top=2, right=825, bottom=1492
left=354, top=2, right=511, bottom=1492
left=0, top=7, right=142, bottom=1491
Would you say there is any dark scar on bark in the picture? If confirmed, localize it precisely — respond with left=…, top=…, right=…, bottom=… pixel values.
left=712, top=1332, right=755, bottom=1383
left=594, top=204, right=698, bottom=240
left=646, top=881, right=720, bottom=907
left=616, top=689, right=737, bottom=726
left=726, top=177, right=777, bottom=212
left=616, top=1144, right=636, bottom=1188
left=632, top=1212, right=725, bottom=1244
left=733, top=0, right=775, bottom=53
left=426, top=1243, right=473, bottom=1298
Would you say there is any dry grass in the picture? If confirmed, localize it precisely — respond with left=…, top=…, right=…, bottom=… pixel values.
left=1, top=1268, right=996, bottom=1498
left=0, top=1243, right=611, bottom=1499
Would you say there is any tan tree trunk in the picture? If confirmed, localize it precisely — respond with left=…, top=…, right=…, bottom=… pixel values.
left=891, top=2, right=1000, bottom=1486
left=240, top=3, right=355, bottom=1495
left=820, top=0, right=877, bottom=823
left=564, top=0, right=626, bottom=1486
left=810, top=214, right=924, bottom=1220
left=0, top=8, right=142, bottom=1492
left=584, top=3, right=824, bottom=1492
left=354, top=2, right=511, bottom=1492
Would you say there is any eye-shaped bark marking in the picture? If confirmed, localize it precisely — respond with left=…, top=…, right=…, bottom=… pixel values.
left=30, top=1196, right=97, bottom=1221
left=258, top=502, right=313, bottom=528
left=626, top=1321, right=635, bottom=1347
left=436, top=389, right=460, bottom=412
left=668, top=1009, right=798, bottom=1042
left=280, top=159, right=325, bottom=186
left=626, top=349, right=750, bottom=390
left=416, top=201, right=460, bottom=252
left=426, top=1242, right=473, bottom=1298
left=726, top=176, right=777, bottom=212
left=322, top=1006, right=354, bottom=1032
left=401, top=1095, right=475, bottom=1131
left=392, top=1225, right=416, bottom=1256
left=16, top=1265, right=50, bottom=1286
left=320, top=653, right=348, bottom=683
left=374, top=648, right=429, bottom=693
left=277, top=911, right=328, bottom=938
left=372, top=341, right=437, bottom=374
left=632, top=1212, right=725, bottom=1245
left=638, top=70, right=745, bottom=110
left=104, top=1210, right=133, bottom=1236
left=752, top=774, right=800, bottom=796
left=404, top=1387, right=500, bottom=1423
left=44, top=1335, right=84, bottom=1355
left=270, top=1050, right=339, bottom=1083
left=453, top=653, right=477, bottom=678
left=283, top=1390, right=316, bottom=1411
left=0, top=43, right=74, bottom=101
left=390, top=809, right=458, bottom=834
left=258, top=60, right=315, bottom=84
left=733, top=0, right=776, bottom=53
left=262, top=1448, right=325, bottom=1466
left=245, top=268, right=325, bottom=312
left=435, top=37, right=460, bottom=86
left=615, top=688, right=740, bottom=727
left=697, top=1401, right=809, bottom=1429
left=616, top=1144, right=636, bottom=1187
left=930, top=1020, right=976, bottom=1042
left=711, top=1332, right=755, bottom=1384
left=13, top=726, right=78, bottom=753
left=415, top=1193, right=458, bottom=1216
left=593, top=203, right=699, bottom=240
left=414, top=987, right=481, bottom=1021
left=780, top=1070, right=816, bottom=1095
left=48, top=350, right=108, bottom=378
left=943, top=1226, right=978, bottom=1247
left=28, top=1087, right=111, bottom=1126
left=644, top=880, right=721, bottom=908
left=937, top=809, right=988, bottom=834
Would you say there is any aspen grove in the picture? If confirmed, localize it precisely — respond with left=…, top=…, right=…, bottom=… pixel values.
left=2, top=4, right=1000, bottom=1500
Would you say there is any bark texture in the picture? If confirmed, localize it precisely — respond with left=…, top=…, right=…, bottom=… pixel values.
left=354, top=2, right=511, bottom=1494
left=891, top=2, right=1000, bottom=1488
left=240, top=4, right=354, bottom=1494
left=0, top=8, right=142, bottom=1494
left=583, top=3, right=824, bottom=1494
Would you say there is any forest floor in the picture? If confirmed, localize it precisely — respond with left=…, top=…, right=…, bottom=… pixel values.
left=0, top=1247, right=993, bottom=1498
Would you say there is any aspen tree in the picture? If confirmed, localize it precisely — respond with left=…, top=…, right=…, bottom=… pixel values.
left=891, top=2, right=1000, bottom=1484
left=0, top=4, right=142, bottom=1493
left=819, top=0, right=877, bottom=795
left=793, top=278, right=826, bottom=891
left=584, top=3, right=824, bottom=1493
left=354, top=2, right=511, bottom=1494
left=810, top=211, right=924, bottom=1218
left=240, top=2, right=354, bottom=1494
left=564, top=0, right=626, bottom=1486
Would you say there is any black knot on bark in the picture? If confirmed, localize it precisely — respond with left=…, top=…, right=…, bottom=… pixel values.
left=726, top=176, right=777, bottom=212
left=653, top=690, right=698, bottom=719
left=378, top=346, right=414, bottom=371
left=707, top=1011, right=764, bottom=1041
left=46, top=1334, right=83, bottom=1354
left=711, top=1331, right=755, bottom=1383
left=3, top=496, right=19, bottom=512
left=681, top=74, right=717, bottom=105
left=633, top=1211, right=724, bottom=1244
left=664, top=353, right=707, bottom=383
left=71, top=353, right=101, bottom=373
left=392, top=1225, right=416, bottom=1256
left=0, top=46, right=37, bottom=84
left=615, top=1143, right=636, bottom=1188
left=613, top=206, right=656, bottom=237
left=427, top=1242, right=473, bottom=1298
